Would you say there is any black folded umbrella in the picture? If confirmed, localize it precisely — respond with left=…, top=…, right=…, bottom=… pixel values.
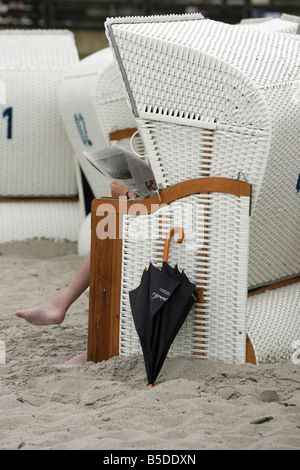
left=129, top=227, right=198, bottom=386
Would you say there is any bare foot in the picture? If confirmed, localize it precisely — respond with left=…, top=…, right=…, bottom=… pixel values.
left=54, top=350, right=87, bottom=365
left=15, top=300, right=67, bottom=326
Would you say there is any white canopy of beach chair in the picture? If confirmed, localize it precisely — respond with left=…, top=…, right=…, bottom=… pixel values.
left=105, top=13, right=300, bottom=289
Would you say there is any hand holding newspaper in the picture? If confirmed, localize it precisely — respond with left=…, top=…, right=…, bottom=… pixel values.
left=83, top=146, right=157, bottom=199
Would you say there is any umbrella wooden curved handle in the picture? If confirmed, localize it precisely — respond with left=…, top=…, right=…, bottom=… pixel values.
left=162, top=227, right=184, bottom=263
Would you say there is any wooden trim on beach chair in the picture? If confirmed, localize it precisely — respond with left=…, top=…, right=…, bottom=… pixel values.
left=248, top=276, right=300, bottom=297
left=246, top=335, right=256, bottom=364
left=87, top=177, right=252, bottom=363
left=109, top=128, right=138, bottom=141
left=245, top=276, right=300, bottom=365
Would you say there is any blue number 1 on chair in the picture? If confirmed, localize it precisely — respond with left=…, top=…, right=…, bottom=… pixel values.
left=296, top=173, right=300, bottom=194
left=2, top=106, right=13, bottom=139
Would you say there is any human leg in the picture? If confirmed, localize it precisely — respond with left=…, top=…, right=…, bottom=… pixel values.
left=15, top=252, right=90, bottom=326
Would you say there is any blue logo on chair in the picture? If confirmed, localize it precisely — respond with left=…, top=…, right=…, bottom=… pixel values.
left=296, top=173, right=300, bottom=194
left=74, top=113, right=92, bottom=147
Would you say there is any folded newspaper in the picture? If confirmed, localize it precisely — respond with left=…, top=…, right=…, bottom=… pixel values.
left=83, top=146, right=157, bottom=199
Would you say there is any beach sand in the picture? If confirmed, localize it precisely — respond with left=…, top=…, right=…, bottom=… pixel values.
left=0, top=239, right=299, bottom=450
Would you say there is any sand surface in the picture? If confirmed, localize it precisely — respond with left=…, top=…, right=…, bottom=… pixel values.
left=0, top=240, right=299, bottom=450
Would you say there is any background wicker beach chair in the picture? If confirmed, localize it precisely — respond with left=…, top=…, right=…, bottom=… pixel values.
left=99, top=13, right=300, bottom=364
left=239, top=17, right=273, bottom=25
left=280, top=13, right=300, bottom=23
left=0, top=30, right=84, bottom=243
left=238, top=14, right=300, bottom=34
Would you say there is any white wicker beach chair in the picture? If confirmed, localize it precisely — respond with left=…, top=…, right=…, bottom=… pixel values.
left=0, top=30, right=84, bottom=242
left=58, top=47, right=145, bottom=199
left=281, top=13, right=300, bottom=24
left=239, top=17, right=273, bottom=25
left=238, top=16, right=300, bottom=34
left=102, top=14, right=300, bottom=364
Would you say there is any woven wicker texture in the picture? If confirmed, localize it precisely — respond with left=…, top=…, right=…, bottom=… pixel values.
left=0, top=30, right=79, bottom=197
left=58, top=48, right=145, bottom=198
left=0, top=79, right=5, bottom=104
left=248, top=282, right=300, bottom=363
left=106, top=14, right=300, bottom=290
left=0, top=201, right=82, bottom=242
left=237, top=17, right=300, bottom=34
left=120, top=192, right=250, bottom=364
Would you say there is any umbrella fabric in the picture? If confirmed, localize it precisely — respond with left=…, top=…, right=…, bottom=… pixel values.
left=129, top=262, right=180, bottom=384
left=129, top=262, right=198, bottom=386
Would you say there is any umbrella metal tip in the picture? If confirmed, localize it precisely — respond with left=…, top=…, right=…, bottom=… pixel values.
left=148, top=384, right=154, bottom=387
